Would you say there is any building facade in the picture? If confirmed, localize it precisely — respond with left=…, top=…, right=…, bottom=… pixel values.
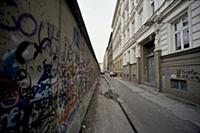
left=108, top=0, right=200, bottom=105
left=107, top=32, right=114, bottom=73
left=103, top=50, right=108, bottom=72
left=111, top=0, right=123, bottom=76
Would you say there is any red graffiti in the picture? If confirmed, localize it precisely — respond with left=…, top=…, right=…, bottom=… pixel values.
left=0, top=78, right=19, bottom=109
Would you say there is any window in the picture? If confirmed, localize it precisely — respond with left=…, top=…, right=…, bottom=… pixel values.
left=131, top=0, right=134, bottom=9
left=174, top=13, right=190, bottom=51
left=150, top=0, right=155, bottom=14
left=124, top=53, right=126, bottom=65
left=127, top=51, right=130, bottom=64
left=127, top=27, right=130, bottom=40
left=127, top=1, right=129, bottom=14
left=126, top=29, right=128, bottom=43
left=171, top=79, right=187, bottom=91
left=138, top=8, right=143, bottom=27
left=133, top=47, right=136, bottom=61
left=123, top=33, right=126, bottom=45
left=131, top=21, right=135, bottom=35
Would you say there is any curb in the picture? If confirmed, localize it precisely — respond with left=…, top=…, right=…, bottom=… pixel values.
left=103, top=75, right=138, bottom=133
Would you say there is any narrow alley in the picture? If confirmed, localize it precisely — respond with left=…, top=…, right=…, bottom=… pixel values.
left=81, top=75, right=200, bottom=133
left=0, top=0, right=200, bottom=133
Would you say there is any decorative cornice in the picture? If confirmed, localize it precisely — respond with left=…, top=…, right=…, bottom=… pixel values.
left=113, top=52, right=123, bottom=62
left=162, top=46, right=200, bottom=59
left=112, top=0, right=120, bottom=28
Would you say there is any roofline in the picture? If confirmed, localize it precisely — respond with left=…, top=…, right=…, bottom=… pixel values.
left=111, top=0, right=120, bottom=28
left=106, top=32, right=113, bottom=51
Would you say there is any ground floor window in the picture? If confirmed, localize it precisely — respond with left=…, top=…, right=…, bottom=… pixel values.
left=171, top=79, right=187, bottom=91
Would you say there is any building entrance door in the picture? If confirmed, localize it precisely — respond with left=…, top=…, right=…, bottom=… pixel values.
left=143, top=38, right=155, bottom=86
left=147, top=55, right=155, bottom=85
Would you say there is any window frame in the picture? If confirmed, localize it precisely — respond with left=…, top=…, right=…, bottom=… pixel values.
left=172, top=10, right=192, bottom=52
left=150, top=0, right=155, bottom=14
left=132, top=46, right=136, bottom=63
left=138, top=7, right=143, bottom=26
left=171, top=79, right=187, bottom=91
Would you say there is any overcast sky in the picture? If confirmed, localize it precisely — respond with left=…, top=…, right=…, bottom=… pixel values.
left=77, top=0, right=117, bottom=63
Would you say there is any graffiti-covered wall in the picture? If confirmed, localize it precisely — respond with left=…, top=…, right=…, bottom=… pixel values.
left=0, top=0, right=99, bottom=132
left=161, top=48, right=200, bottom=105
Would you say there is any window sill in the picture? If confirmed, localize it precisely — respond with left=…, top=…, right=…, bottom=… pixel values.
left=162, top=46, right=200, bottom=59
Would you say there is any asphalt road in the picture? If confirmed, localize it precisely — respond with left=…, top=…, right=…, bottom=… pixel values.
left=106, top=75, right=200, bottom=133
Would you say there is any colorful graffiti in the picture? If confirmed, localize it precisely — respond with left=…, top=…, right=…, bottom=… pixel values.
left=0, top=1, right=98, bottom=133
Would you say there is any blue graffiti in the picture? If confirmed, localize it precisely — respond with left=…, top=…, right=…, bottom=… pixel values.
left=0, top=51, right=19, bottom=78
left=0, top=13, right=37, bottom=37
left=2, top=0, right=19, bottom=7
left=37, top=60, right=53, bottom=84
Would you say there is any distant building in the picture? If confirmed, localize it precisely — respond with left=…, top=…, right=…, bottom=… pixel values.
left=107, top=32, right=113, bottom=73
left=99, top=63, right=104, bottom=72
left=105, top=0, right=200, bottom=105
left=103, top=50, right=108, bottom=72
left=111, top=0, right=123, bottom=76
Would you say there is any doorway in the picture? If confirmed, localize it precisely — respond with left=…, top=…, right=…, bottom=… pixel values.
left=143, top=39, right=155, bottom=86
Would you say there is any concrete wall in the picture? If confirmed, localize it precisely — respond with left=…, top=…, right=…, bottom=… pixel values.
left=161, top=47, right=200, bottom=105
left=0, top=0, right=99, bottom=132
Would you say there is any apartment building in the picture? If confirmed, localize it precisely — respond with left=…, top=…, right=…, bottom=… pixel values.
left=112, top=0, right=123, bottom=76
left=103, top=50, right=108, bottom=72
left=106, top=32, right=114, bottom=73
left=109, top=0, right=200, bottom=104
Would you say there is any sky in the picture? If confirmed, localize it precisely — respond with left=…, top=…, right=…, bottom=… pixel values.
left=77, top=0, right=117, bottom=63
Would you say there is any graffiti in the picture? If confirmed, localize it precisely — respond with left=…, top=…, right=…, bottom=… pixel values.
left=0, top=13, right=37, bottom=37
left=2, top=0, right=19, bottom=7
left=0, top=2, right=98, bottom=132
left=1, top=107, right=21, bottom=128
left=29, top=60, right=57, bottom=110
left=176, top=69, right=200, bottom=83
left=37, top=21, right=58, bottom=56
left=14, top=22, right=58, bottom=64
left=0, top=50, right=19, bottom=78
left=57, top=35, right=88, bottom=130
left=37, top=59, right=53, bottom=84
left=0, top=78, right=19, bottom=109
left=72, top=28, right=80, bottom=48
left=15, top=41, right=36, bottom=64
left=0, top=77, right=30, bottom=132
